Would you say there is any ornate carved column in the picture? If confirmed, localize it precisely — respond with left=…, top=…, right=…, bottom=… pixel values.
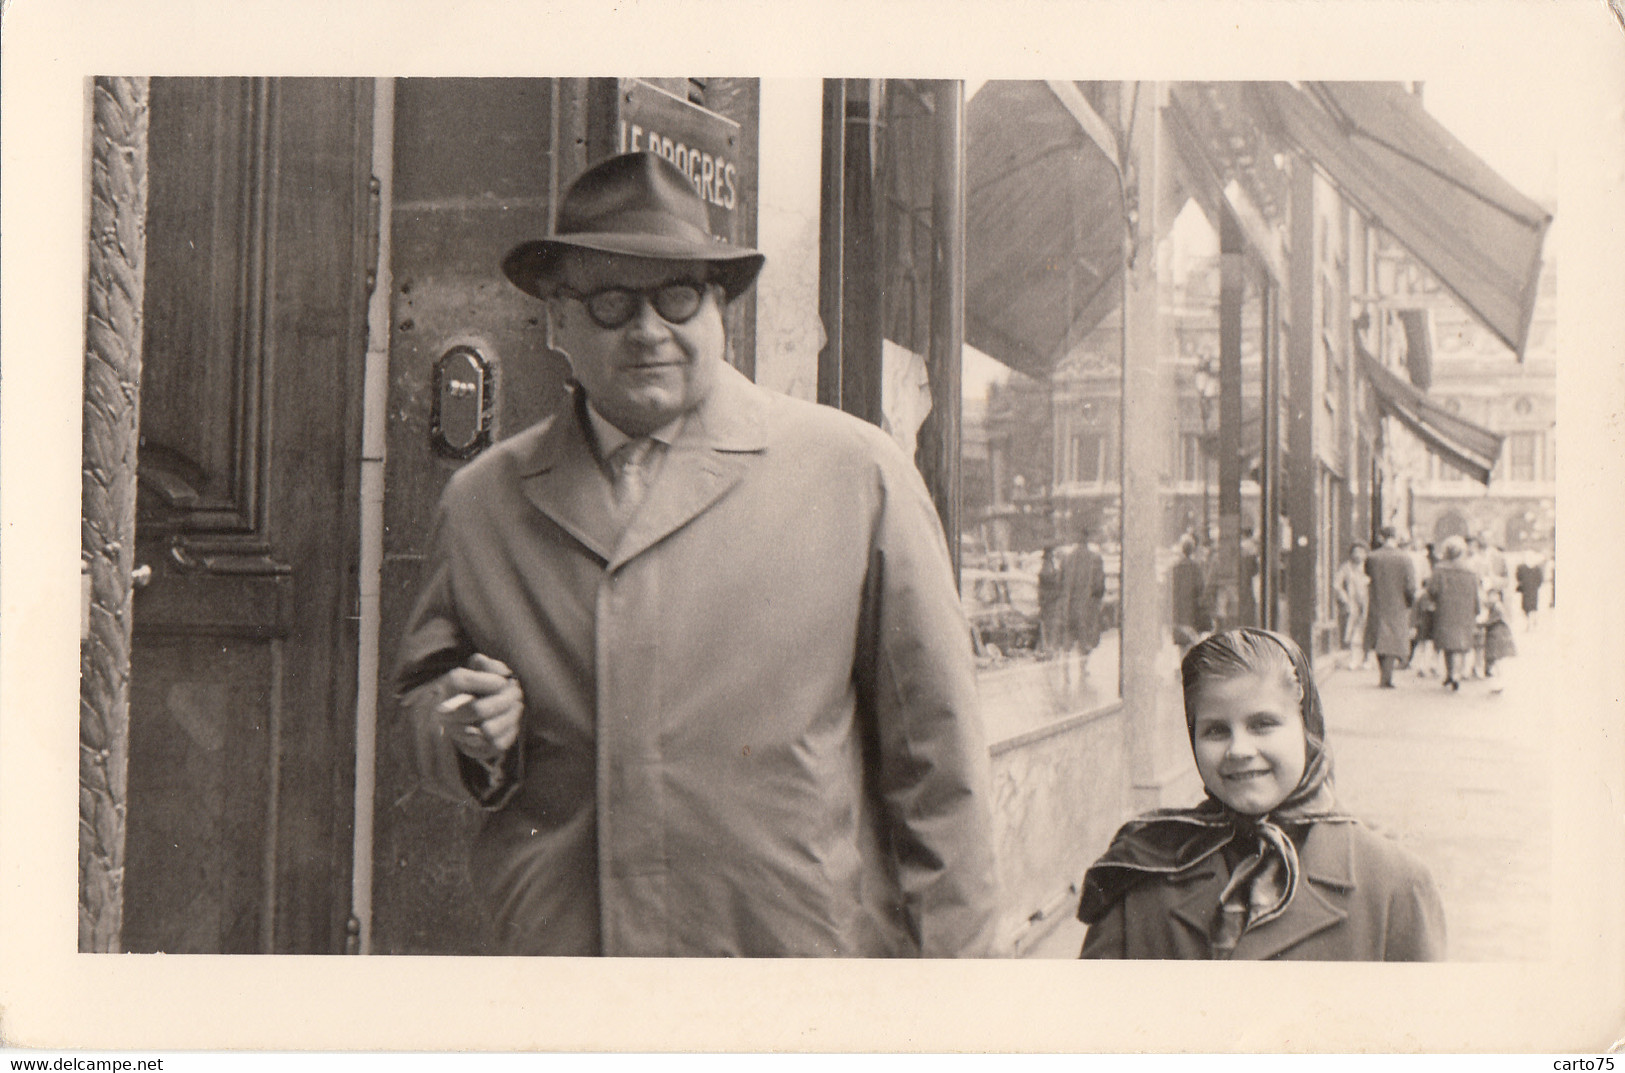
left=80, top=75, right=149, bottom=953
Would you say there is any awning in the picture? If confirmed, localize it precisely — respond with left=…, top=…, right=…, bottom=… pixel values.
left=1398, top=308, right=1433, bottom=390
left=1252, top=82, right=1551, bottom=359
left=964, top=81, right=1187, bottom=379
left=1358, top=347, right=1502, bottom=484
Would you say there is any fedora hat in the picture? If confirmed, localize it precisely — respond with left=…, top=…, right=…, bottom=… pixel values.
left=502, top=151, right=765, bottom=303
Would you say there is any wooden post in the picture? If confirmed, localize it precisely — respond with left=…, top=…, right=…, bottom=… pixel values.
left=815, top=78, right=884, bottom=426
left=839, top=80, right=884, bottom=427
left=1287, top=157, right=1318, bottom=657
left=1259, top=282, right=1281, bottom=630
left=80, top=75, right=150, bottom=953
left=1216, top=210, right=1245, bottom=628
left=916, top=80, right=965, bottom=578
left=1121, top=83, right=1176, bottom=812
left=817, top=80, right=846, bottom=409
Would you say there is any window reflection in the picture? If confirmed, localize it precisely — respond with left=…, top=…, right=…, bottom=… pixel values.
left=961, top=329, right=1123, bottom=743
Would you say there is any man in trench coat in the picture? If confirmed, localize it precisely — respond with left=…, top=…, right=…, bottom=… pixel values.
left=1364, top=526, right=1417, bottom=688
left=394, top=151, right=1000, bottom=957
left=1060, top=527, right=1107, bottom=667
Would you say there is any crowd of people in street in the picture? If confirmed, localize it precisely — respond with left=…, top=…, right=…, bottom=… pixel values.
left=1335, top=527, right=1551, bottom=691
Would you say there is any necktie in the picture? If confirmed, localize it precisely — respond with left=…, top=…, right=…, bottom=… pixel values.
left=608, top=437, right=656, bottom=514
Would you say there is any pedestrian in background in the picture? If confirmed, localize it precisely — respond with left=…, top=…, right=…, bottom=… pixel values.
left=1482, top=589, right=1516, bottom=678
left=1429, top=536, right=1480, bottom=692
left=1333, top=542, right=1370, bottom=670
left=1075, top=628, right=1446, bottom=960
left=1062, top=526, right=1108, bottom=677
left=1365, top=527, right=1416, bottom=689
left=1171, top=534, right=1206, bottom=650
left=1463, top=535, right=1490, bottom=677
left=1480, top=532, right=1510, bottom=606
left=1037, top=544, right=1065, bottom=655
left=1409, top=542, right=1440, bottom=678
left=1240, top=526, right=1261, bottom=628
left=1515, top=556, right=1545, bottom=631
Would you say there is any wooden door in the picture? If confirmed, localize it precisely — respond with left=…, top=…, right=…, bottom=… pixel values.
left=122, top=77, right=374, bottom=953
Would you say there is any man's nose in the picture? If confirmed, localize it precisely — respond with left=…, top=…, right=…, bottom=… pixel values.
left=626, top=295, right=670, bottom=341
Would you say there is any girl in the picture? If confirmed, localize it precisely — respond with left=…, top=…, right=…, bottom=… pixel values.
left=1078, top=628, right=1446, bottom=960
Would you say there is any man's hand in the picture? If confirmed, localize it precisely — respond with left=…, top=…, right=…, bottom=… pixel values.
left=435, top=653, right=524, bottom=762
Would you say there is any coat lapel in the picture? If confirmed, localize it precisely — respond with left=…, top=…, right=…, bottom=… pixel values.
left=1168, top=824, right=1356, bottom=960
left=1168, top=861, right=1228, bottom=953
left=1232, top=823, right=1354, bottom=960
left=516, top=400, right=623, bottom=563
left=608, top=364, right=770, bottom=571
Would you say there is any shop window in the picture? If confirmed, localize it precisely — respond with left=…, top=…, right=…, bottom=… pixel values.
left=957, top=82, right=1123, bottom=741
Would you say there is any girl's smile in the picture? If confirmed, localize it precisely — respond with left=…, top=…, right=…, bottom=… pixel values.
left=1189, top=672, right=1308, bottom=815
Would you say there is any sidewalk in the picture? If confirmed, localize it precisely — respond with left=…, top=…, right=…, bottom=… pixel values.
left=1315, top=613, right=1554, bottom=960
left=1020, top=610, right=1555, bottom=959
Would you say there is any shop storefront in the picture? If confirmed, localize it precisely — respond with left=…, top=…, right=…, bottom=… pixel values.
left=80, top=76, right=1549, bottom=955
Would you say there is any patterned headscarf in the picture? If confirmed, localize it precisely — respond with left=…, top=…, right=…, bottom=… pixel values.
left=1077, top=628, right=1354, bottom=958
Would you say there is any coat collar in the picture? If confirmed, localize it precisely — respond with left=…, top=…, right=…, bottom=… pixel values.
left=513, top=364, right=771, bottom=567
left=1168, top=821, right=1356, bottom=960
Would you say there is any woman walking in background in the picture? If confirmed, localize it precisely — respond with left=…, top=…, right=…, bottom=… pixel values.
left=1515, top=556, right=1545, bottom=631
left=1333, top=543, right=1370, bottom=670
left=1429, top=536, right=1480, bottom=691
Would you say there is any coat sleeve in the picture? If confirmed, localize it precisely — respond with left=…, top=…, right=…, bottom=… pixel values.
left=1384, top=856, right=1448, bottom=961
left=1079, top=901, right=1128, bottom=959
left=394, top=497, right=523, bottom=811
left=857, top=444, right=1003, bottom=957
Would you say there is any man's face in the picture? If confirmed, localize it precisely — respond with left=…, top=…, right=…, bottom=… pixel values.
left=551, top=252, right=726, bottom=437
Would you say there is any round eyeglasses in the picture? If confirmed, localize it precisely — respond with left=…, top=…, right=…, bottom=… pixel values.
left=558, top=281, right=707, bottom=330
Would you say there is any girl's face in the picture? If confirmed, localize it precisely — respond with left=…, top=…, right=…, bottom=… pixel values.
left=1190, top=671, right=1308, bottom=815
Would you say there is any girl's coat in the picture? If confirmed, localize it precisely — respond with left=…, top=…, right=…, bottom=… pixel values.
left=1081, top=818, right=1446, bottom=960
